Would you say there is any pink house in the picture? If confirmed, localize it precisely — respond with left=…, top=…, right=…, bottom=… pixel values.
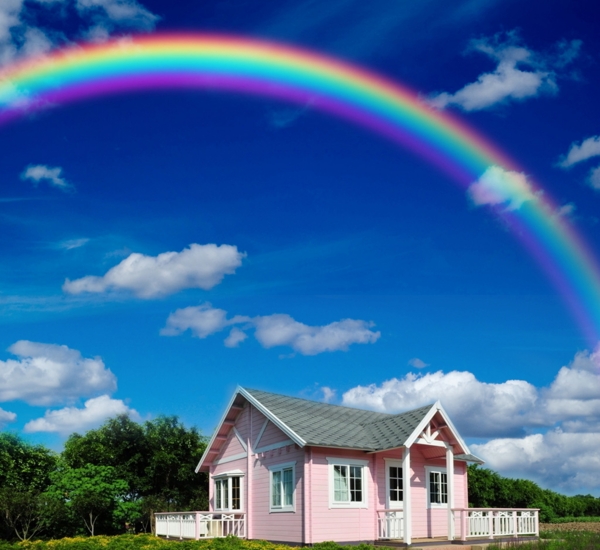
left=155, top=387, right=539, bottom=546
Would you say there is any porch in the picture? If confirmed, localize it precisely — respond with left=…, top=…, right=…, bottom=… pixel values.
left=377, top=508, right=539, bottom=545
left=155, top=511, right=246, bottom=540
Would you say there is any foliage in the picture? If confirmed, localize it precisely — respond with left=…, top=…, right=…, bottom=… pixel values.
left=47, top=465, right=129, bottom=536
left=467, top=465, right=600, bottom=521
left=0, top=434, right=59, bottom=540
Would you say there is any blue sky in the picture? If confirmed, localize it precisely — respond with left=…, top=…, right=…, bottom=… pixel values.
left=1, top=0, right=600, bottom=495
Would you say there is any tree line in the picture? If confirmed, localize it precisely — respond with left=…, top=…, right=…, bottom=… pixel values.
left=0, top=415, right=208, bottom=541
left=2, top=415, right=600, bottom=541
left=468, top=464, right=600, bottom=522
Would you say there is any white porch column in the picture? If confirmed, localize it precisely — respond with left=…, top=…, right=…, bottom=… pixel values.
left=446, top=445, right=454, bottom=541
left=402, top=446, right=411, bottom=545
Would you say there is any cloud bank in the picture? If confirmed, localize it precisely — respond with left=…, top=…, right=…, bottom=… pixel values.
left=24, top=394, right=139, bottom=435
left=557, top=135, right=600, bottom=191
left=161, top=302, right=380, bottom=355
left=342, top=345, right=600, bottom=492
left=64, top=243, right=246, bottom=298
left=467, top=165, right=539, bottom=211
left=429, top=32, right=581, bottom=111
left=0, top=340, right=117, bottom=406
left=0, top=407, right=17, bottom=428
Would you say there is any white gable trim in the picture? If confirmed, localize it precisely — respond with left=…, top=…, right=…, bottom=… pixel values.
left=237, top=387, right=306, bottom=447
left=254, top=419, right=269, bottom=448
left=233, top=427, right=247, bottom=452
left=196, top=391, right=245, bottom=473
left=404, top=401, right=470, bottom=455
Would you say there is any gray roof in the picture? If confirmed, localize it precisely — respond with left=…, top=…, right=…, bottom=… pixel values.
left=243, top=387, right=433, bottom=452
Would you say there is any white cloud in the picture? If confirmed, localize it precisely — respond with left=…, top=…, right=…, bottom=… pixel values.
left=0, top=340, right=116, bottom=406
left=253, top=314, right=380, bottom=355
left=76, top=0, right=158, bottom=31
left=24, top=394, right=139, bottom=435
left=321, top=386, right=336, bottom=403
left=21, top=164, right=73, bottom=192
left=343, top=371, right=539, bottom=437
left=0, top=0, right=158, bottom=70
left=429, top=32, right=580, bottom=111
left=0, top=407, right=16, bottom=428
left=558, top=136, right=600, bottom=168
left=224, top=327, right=248, bottom=348
left=63, top=243, right=246, bottom=298
left=161, top=303, right=250, bottom=338
left=467, top=165, right=539, bottom=211
left=342, top=345, right=600, bottom=492
left=57, top=238, right=90, bottom=250
left=161, top=302, right=380, bottom=356
left=588, top=166, right=600, bottom=191
left=408, top=357, right=429, bottom=368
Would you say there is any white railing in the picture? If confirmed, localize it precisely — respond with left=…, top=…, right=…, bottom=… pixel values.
left=377, top=510, right=404, bottom=540
left=451, top=508, right=539, bottom=540
left=155, top=512, right=246, bottom=539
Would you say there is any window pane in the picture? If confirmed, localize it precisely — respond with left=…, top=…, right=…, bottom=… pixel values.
left=272, top=471, right=282, bottom=507
left=283, top=468, right=293, bottom=506
left=440, top=473, right=448, bottom=504
left=430, top=472, right=440, bottom=504
left=215, top=480, right=222, bottom=509
left=389, top=466, right=403, bottom=502
left=334, top=465, right=349, bottom=502
left=349, top=466, right=362, bottom=502
left=231, top=476, right=241, bottom=510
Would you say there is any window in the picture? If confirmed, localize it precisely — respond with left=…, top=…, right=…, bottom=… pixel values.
left=327, top=458, right=369, bottom=508
left=385, top=460, right=403, bottom=508
left=426, top=467, right=448, bottom=508
left=269, top=462, right=295, bottom=512
left=213, top=472, right=243, bottom=511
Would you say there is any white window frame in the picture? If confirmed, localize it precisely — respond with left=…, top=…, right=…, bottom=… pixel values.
left=384, top=458, right=403, bottom=510
left=269, top=461, right=296, bottom=513
left=327, top=457, right=369, bottom=509
left=213, top=471, right=244, bottom=511
left=425, top=466, right=447, bottom=509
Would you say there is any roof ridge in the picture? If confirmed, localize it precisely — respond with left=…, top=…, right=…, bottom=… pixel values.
left=359, top=402, right=435, bottom=426
left=242, top=387, right=392, bottom=416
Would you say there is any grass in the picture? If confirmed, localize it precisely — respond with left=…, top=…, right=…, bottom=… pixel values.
left=488, top=529, right=600, bottom=550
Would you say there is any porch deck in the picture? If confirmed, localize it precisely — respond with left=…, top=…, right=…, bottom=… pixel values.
left=155, top=511, right=246, bottom=540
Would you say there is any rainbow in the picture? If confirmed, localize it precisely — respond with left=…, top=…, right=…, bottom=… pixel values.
left=1, top=33, right=600, bottom=345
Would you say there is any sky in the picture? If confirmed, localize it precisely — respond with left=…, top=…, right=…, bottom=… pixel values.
left=0, top=0, right=600, bottom=496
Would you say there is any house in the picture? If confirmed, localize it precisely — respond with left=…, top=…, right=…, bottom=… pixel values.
left=155, top=387, right=539, bottom=545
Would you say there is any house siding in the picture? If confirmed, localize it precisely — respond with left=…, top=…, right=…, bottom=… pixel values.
left=250, top=405, right=305, bottom=543
left=307, top=447, right=376, bottom=544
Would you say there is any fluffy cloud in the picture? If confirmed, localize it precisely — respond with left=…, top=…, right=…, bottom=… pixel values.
left=557, top=136, right=600, bottom=192
left=342, top=345, right=600, bottom=491
left=0, top=340, right=116, bottom=406
left=558, top=136, right=600, bottom=168
left=467, top=165, right=539, bottom=211
left=0, top=407, right=16, bottom=428
left=321, top=386, right=336, bottom=403
left=343, top=371, right=539, bottom=437
left=64, top=243, right=246, bottom=298
left=24, top=394, right=139, bottom=435
left=253, top=314, right=380, bottom=355
left=21, top=164, right=74, bottom=192
left=0, top=0, right=158, bottom=69
left=161, top=302, right=380, bottom=356
left=429, top=32, right=580, bottom=111
left=408, top=357, right=429, bottom=368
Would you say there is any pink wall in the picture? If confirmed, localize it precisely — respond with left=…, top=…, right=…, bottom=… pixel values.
left=307, top=447, right=377, bottom=543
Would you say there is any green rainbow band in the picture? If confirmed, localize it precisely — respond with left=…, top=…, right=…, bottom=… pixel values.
left=1, top=33, right=599, bottom=344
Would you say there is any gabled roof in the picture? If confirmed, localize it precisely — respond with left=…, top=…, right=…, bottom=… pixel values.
left=196, top=386, right=482, bottom=472
left=243, top=387, right=432, bottom=451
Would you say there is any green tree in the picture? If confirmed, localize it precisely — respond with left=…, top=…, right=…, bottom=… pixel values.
left=0, top=434, right=58, bottom=540
left=48, top=464, right=128, bottom=536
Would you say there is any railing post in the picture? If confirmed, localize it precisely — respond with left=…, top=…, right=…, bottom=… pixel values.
left=489, top=511, right=494, bottom=539
left=534, top=510, right=539, bottom=538
left=461, top=510, right=467, bottom=541
left=195, top=512, right=200, bottom=540
left=166, top=514, right=169, bottom=539
left=513, top=511, right=518, bottom=538
left=179, top=514, right=183, bottom=539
